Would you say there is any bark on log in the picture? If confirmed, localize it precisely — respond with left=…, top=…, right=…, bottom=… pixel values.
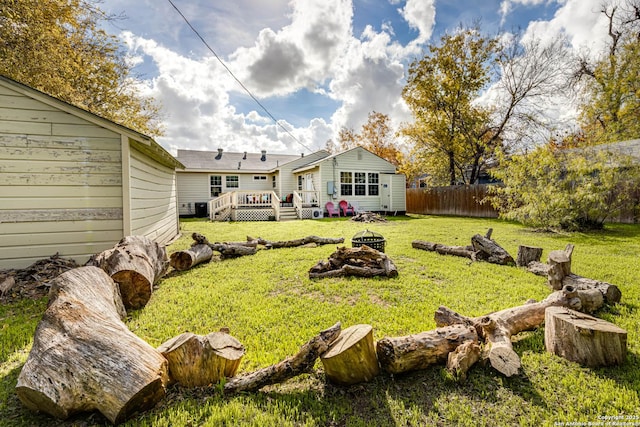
left=224, top=322, right=341, bottom=394
left=87, top=235, right=168, bottom=309
left=15, top=266, right=168, bottom=425
left=545, top=306, right=627, bottom=367
left=246, top=235, right=345, bottom=249
left=309, top=245, right=398, bottom=279
left=435, top=286, right=583, bottom=377
left=447, top=341, right=481, bottom=382
left=562, top=274, right=622, bottom=305
left=547, top=249, right=572, bottom=290
left=516, top=245, right=543, bottom=267
left=158, top=331, right=245, bottom=387
left=527, top=261, right=551, bottom=276
left=320, top=324, right=380, bottom=385
left=376, top=325, right=478, bottom=375
left=169, top=244, right=213, bottom=271
left=412, top=240, right=476, bottom=260
left=471, top=233, right=515, bottom=265
left=191, top=233, right=257, bottom=259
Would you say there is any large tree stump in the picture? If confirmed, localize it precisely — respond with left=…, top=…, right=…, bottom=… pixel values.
left=435, top=286, right=583, bottom=377
left=15, top=266, right=169, bottom=425
left=158, top=331, right=245, bottom=387
left=376, top=324, right=478, bottom=374
left=224, top=322, right=341, bottom=394
left=516, top=245, right=543, bottom=267
left=87, top=235, right=168, bottom=309
left=545, top=306, right=627, bottom=367
left=169, top=244, right=213, bottom=271
left=320, top=324, right=380, bottom=385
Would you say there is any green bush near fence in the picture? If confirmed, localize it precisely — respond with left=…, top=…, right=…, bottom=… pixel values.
left=1, top=215, right=639, bottom=426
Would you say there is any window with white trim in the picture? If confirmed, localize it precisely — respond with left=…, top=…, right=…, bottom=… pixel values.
left=210, top=175, right=222, bottom=197
left=226, top=175, right=239, bottom=188
left=340, top=171, right=379, bottom=196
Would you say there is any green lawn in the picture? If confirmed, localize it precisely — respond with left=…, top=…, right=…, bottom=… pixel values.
left=1, top=215, right=639, bottom=426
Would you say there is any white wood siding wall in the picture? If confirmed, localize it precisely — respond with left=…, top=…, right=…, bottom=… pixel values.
left=320, top=147, right=398, bottom=212
left=0, top=85, right=124, bottom=269
left=129, top=146, right=179, bottom=244
left=176, top=173, right=209, bottom=216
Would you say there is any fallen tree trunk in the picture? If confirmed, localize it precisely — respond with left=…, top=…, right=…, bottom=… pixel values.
left=158, top=331, right=245, bottom=387
left=471, top=230, right=515, bottom=266
left=411, top=240, right=476, bottom=260
left=16, top=266, right=168, bottom=425
left=169, top=244, right=213, bottom=271
left=376, top=324, right=478, bottom=374
left=87, top=235, right=168, bottom=309
left=309, top=246, right=398, bottom=279
left=447, top=341, right=481, bottom=382
left=224, top=322, right=341, bottom=394
left=246, top=235, right=345, bottom=249
left=435, top=286, right=584, bottom=377
left=191, top=232, right=257, bottom=259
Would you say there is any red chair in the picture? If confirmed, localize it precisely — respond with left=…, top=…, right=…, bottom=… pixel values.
left=339, top=200, right=354, bottom=216
left=325, top=201, right=340, bottom=217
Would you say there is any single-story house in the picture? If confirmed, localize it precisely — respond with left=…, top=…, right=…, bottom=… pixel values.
left=176, top=146, right=406, bottom=221
left=0, top=75, right=184, bottom=269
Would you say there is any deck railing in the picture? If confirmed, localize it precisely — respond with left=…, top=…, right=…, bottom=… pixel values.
left=209, top=191, right=282, bottom=220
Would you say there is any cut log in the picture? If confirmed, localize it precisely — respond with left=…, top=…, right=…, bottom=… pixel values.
left=435, top=286, right=583, bottom=377
left=376, top=324, right=478, bottom=375
left=309, top=245, right=398, bottom=279
left=15, top=266, right=168, bottom=425
left=471, top=233, right=515, bottom=265
left=158, top=331, right=245, bottom=387
left=527, top=261, right=551, bottom=276
left=562, top=274, right=622, bottom=305
left=412, top=240, right=476, bottom=260
left=169, top=244, right=213, bottom=271
left=224, top=322, right=341, bottom=394
left=246, top=235, right=345, bottom=249
left=87, top=235, right=168, bottom=309
left=516, top=245, right=543, bottom=267
left=320, top=324, right=379, bottom=385
left=447, top=341, right=481, bottom=381
left=545, top=306, right=627, bottom=367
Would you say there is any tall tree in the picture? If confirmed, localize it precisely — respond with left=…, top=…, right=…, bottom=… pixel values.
left=401, top=26, right=569, bottom=186
left=572, top=0, right=640, bottom=143
left=0, top=0, right=162, bottom=136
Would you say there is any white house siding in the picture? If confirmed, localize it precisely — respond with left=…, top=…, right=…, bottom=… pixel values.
left=176, top=173, right=209, bottom=216
left=318, top=147, right=399, bottom=212
left=0, top=84, right=124, bottom=269
left=129, top=144, right=179, bottom=245
left=277, top=152, right=329, bottom=198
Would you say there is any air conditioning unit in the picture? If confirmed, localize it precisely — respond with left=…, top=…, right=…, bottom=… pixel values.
left=311, top=208, right=324, bottom=219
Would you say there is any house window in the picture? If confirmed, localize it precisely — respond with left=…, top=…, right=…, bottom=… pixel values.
left=297, top=175, right=303, bottom=191
left=226, top=175, right=239, bottom=188
left=340, top=172, right=353, bottom=196
left=272, top=175, right=276, bottom=188
left=254, top=175, right=267, bottom=181
left=368, top=173, right=379, bottom=195
left=210, top=175, right=222, bottom=197
left=340, top=171, right=379, bottom=196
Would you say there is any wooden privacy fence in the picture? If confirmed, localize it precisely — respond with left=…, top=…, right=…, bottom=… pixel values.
left=407, top=185, right=498, bottom=218
left=407, top=185, right=639, bottom=223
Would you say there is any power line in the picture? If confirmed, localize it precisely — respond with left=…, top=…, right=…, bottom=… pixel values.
left=166, top=0, right=313, bottom=153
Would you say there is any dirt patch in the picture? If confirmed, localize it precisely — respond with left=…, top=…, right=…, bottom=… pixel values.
left=0, top=254, right=79, bottom=304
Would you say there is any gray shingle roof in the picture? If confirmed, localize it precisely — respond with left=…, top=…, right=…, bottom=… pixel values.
left=176, top=149, right=302, bottom=172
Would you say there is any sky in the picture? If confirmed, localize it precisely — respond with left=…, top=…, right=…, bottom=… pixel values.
left=98, top=0, right=614, bottom=156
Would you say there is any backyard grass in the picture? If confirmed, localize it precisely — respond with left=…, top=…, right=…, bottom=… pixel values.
left=1, top=215, right=639, bottom=426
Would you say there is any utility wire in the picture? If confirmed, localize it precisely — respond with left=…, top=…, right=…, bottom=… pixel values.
left=167, top=0, right=313, bottom=153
